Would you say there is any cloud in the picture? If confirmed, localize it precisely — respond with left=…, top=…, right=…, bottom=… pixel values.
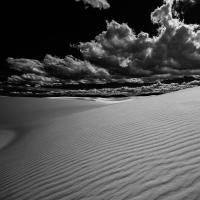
left=165, top=0, right=196, bottom=4
left=43, top=54, right=110, bottom=79
left=78, top=20, right=155, bottom=77
left=8, top=74, right=59, bottom=86
left=5, top=55, right=111, bottom=86
left=77, top=0, right=200, bottom=77
left=175, top=0, right=196, bottom=4
left=150, top=0, right=200, bottom=73
left=4, top=0, right=200, bottom=87
left=75, top=0, right=110, bottom=9
left=7, top=58, right=45, bottom=75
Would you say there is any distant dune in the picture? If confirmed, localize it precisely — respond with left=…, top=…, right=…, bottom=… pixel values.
left=1, top=87, right=200, bottom=200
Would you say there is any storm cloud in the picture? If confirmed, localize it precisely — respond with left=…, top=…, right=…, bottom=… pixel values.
left=75, top=0, right=110, bottom=9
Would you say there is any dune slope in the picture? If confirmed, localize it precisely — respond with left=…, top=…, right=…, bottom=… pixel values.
left=1, top=87, right=200, bottom=200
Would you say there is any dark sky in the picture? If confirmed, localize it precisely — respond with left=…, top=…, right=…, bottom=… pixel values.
left=1, top=0, right=162, bottom=61
left=1, top=0, right=200, bottom=61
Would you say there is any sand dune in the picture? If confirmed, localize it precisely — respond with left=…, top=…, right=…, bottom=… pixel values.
left=1, top=87, right=200, bottom=200
left=0, top=130, right=16, bottom=151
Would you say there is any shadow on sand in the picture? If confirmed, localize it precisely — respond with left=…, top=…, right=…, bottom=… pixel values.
left=0, top=130, right=16, bottom=151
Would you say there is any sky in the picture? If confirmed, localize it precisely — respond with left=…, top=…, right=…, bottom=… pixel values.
left=2, top=0, right=200, bottom=85
left=2, top=0, right=163, bottom=60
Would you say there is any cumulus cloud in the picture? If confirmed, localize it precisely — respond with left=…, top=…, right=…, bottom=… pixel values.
left=75, top=0, right=110, bottom=9
left=78, top=20, right=155, bottom=77
left=77, top=0, right=200, bottom=77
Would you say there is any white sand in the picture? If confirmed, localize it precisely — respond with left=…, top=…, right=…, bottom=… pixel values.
left=0, top=130, right=15, bottom=150
left=1, top=87, right=200, bottom=200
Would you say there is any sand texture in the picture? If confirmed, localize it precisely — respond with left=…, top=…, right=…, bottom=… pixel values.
left=1, top=87, right=200, bottom=200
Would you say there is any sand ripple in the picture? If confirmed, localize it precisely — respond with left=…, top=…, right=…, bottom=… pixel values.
left=1, top=87, right=200, bottom=200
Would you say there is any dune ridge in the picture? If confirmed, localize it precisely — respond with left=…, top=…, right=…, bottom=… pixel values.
left=1, top=87, right=200, bottom=200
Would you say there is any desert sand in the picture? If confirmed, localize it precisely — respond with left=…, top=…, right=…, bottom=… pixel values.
left=1, top=87, right=200, bottom=200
